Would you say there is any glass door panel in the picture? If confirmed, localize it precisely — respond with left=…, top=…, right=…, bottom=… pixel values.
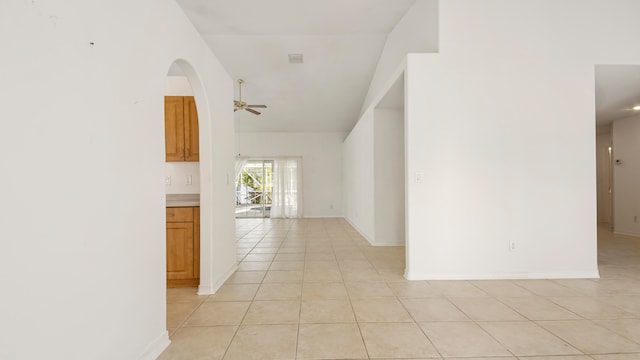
left=235, top=160, right=273, bottom=218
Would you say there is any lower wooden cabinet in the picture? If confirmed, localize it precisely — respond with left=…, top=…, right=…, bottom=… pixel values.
left=166, top=206, right=200, bottom=288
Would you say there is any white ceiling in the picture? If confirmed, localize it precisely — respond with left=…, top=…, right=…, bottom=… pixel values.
left=376, top=74, right=404, bottom=110
left=176, top=0, right=417, bottom=132
left=595, top=65, right=640, bottom=127
left=175, top=2, right=640, bottom=133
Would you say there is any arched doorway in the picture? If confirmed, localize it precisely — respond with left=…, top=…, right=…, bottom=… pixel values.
left=163, top=59, right=216, bottom=334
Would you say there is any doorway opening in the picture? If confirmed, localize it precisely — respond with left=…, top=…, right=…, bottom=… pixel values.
left=235, top=160, right=273, bottom=218
left=164, top=62, right=201, bottom=289
left=373, top=71, right=407, bottom=273
left=163, top=59, right=212, bottom=336
left=234, top=157, right=303, bottom=219
left=594, top=64, right=640, bottom=271
left=595, top=131, right=613, bottom=229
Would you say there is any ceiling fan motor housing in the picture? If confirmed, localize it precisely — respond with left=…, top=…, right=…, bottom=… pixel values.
left=234, top=79, right=266, bottom=115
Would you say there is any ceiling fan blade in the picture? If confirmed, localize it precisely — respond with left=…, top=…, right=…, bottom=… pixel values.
left=234, top=80, right=267, bottom=114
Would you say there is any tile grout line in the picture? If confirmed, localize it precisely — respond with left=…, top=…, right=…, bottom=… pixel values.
left=165, top=220, right=640, bottom=359
left=394, top=289, right=446, bottom=360
left=220, top=219, right=283, bottom=360
left=219, top=219, right=266, bottom=360
left=338, top=230, right=373, bottom=360
left=445, top=281, right=589, bottom=358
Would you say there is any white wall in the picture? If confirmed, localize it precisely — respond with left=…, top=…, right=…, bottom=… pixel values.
left=165, top=162, right=200, bottom=194
left=164, top=76, right=194, bottom=96
left=236, top=132, right=345, bottom=217
left=612, top=115, right=640, bottom=235
left=402, top=0, right=640, bottom=280
left=346, top=0, right=435, bottom=247
left=374, top=108, right=406, bottom=245
left=343, top=111, right=376, bottom=241
left=0, top=1, right=236, bottom=359
left=360, top=0, right=438, bottom=114
left=596, top=132, right=612, bottom=224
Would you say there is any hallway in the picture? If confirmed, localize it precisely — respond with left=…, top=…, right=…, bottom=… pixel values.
left=161, top=219, right=640, bottom=359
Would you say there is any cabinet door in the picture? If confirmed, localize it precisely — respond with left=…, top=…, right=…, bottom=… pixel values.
left=166, top=207, right=193, bottom=222
left=164, top=96, right=185, bottom=161
left=183, top=96, right=200, bottom=162
left=193, top=207, right=200, bottom=280
left=166, top=222, right=194, bottom=280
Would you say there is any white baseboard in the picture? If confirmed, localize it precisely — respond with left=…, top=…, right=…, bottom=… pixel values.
left=343, top=217, right=375, bottom=245
left=613, top=230, right=640, bottom=238
left=405, top=270, right=601, bottom=280
left=198, top=263, right=238, bottom=295
left=343, top=217, right=404, bottom=247
left=374, top=240, right=404, bottom=247
left=139, top=331, right=170, bottom=360
left=303, top=216, right=343, bottom=219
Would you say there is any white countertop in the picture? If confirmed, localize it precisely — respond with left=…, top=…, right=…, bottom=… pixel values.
left=166, top=194, right=200, bottom=207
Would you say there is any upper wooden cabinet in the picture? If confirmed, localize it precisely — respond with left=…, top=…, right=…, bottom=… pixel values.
left=164, top=96, right=199, bottom=162
left=164, top=96, right=185, bottom=161
left=183, top=97, right=200, bottom=161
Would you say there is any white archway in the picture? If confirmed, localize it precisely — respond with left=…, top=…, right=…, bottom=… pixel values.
left=164, top=59, right=216, bottom=294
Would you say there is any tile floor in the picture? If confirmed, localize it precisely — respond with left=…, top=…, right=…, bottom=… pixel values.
left=159, top=219, right=640, bottom=360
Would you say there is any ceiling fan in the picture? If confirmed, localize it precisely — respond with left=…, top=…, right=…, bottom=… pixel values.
left=234, top=79, right=267, bottom=115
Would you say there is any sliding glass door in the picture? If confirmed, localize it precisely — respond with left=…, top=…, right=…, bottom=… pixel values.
left=235, top=160, right=273, bottom=218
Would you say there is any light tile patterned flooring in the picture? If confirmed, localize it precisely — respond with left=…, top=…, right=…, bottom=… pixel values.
left=160, top=219, right=640, bottom=359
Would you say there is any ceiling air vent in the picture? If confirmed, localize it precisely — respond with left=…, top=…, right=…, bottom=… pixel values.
left=288, top=53, right=304, bottom=64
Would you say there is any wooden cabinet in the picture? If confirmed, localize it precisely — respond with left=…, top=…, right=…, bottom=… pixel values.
left=164, top=96, right=199, bottom=162
left=166, top=206, right=200, bottom=288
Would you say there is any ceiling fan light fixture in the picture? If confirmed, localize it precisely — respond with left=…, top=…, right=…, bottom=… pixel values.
left=288, top=53, right=304, bottom=64
left=233, top=79, right=267, bottom=115
left=633, top=105, right=640, bottom=111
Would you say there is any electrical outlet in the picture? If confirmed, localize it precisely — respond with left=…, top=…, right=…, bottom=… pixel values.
left=415, top=172, right=423, bottom=183
left=329, top=203, right=334, bottom=209
left=509, top=240, right=516, bottom=251
left=165, top=176, right=171, bottom=185
left=634, top=215, right=638, bottom=223
left=185, top=175, right=192, bottom=185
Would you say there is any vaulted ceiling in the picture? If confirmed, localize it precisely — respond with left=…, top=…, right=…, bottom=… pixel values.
left=175, top=2, right=640, bottom=133
left=175, top=0, right=417, bottom=132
